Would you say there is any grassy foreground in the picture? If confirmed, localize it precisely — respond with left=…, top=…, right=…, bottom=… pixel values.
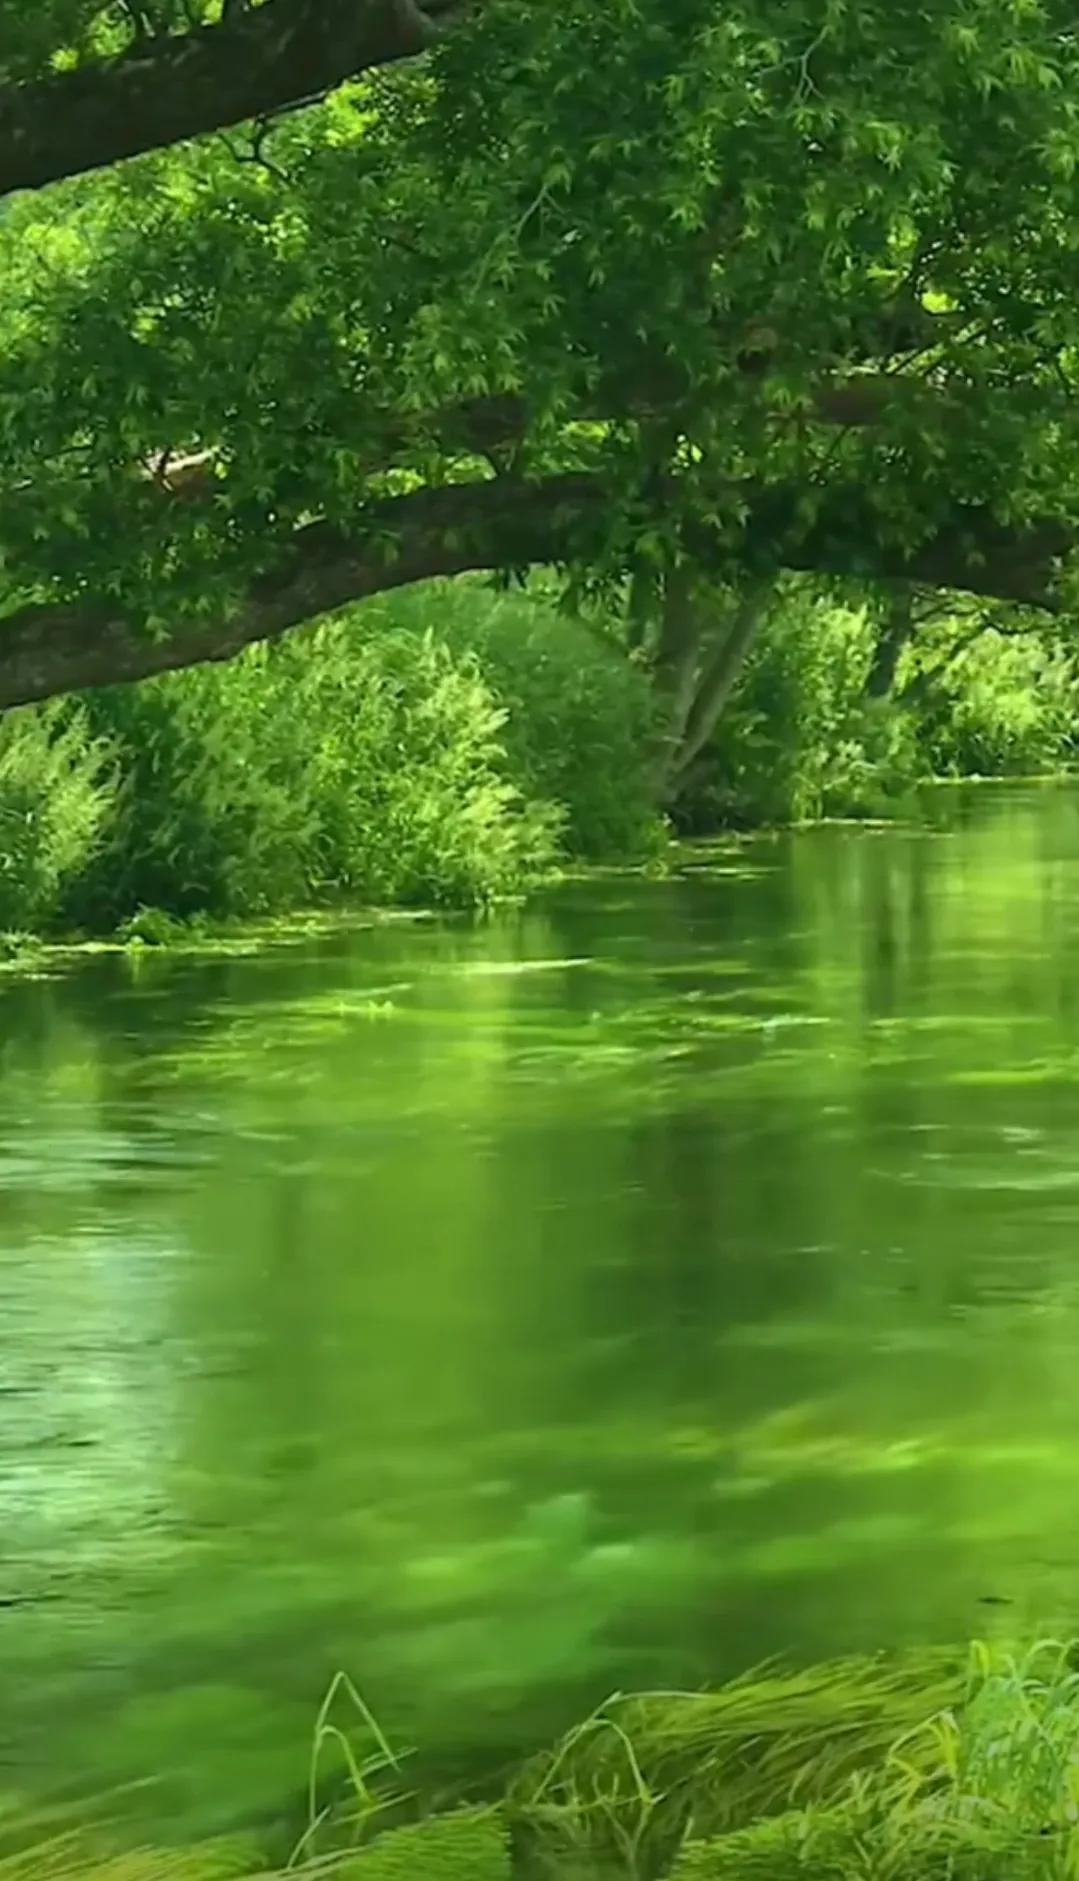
left=11, top=1640, right=1079, bottom=1880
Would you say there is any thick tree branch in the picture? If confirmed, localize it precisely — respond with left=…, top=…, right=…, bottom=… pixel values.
left=0, top=0, right=467, bottom=200
left=0, top=475, right=602, bottom=708
left=0, top=474, right=1071, bottom=711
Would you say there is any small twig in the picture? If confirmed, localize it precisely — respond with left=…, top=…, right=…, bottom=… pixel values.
left=756, top=27, right=828, bottom=99
left=795, top=27, right=828, bottom=99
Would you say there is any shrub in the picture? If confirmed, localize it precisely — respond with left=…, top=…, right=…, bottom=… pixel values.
left=71, top=622, right=560, bottom=927
left=908, top=626, right=1079, bottom=777
left=0, top=701, right=115, bottom=931
left=358, top=578, right=665, bottom=860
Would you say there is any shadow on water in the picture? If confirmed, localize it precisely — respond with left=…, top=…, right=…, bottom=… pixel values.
left=2, top=782, right=1079, bottom=1835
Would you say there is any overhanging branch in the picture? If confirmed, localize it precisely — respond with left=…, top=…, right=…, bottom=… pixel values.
left=0, top=473, right=1070, bottom=711
left=0, top=474, right=602, bottom=708
left=0, top=0, right=469, bottom=201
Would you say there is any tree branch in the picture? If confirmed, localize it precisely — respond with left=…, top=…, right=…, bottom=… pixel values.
left=0, top=0, right=469, bottom=201
left=0, top=474, right=602, bottom=708
left=670, top=575, right=776, bottom=784
left=0, top=474, right=1070, bottom=711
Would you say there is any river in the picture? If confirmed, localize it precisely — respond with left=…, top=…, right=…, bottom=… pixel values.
left=1, top=781, right=1078, bottom=1838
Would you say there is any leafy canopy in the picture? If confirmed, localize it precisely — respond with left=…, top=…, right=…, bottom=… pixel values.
left=3, top=0, right=1079, bottom=698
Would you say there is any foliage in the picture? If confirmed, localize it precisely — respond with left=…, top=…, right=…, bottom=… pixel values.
left=0, top=700, right=115, bottom=930
left=64, top=621, right=560, bottom=925
left=362, top=580, right=664, bottom=860
left=908, top=623, right=1079, bottom=778
left=2, top=0, right=1079, bottom=703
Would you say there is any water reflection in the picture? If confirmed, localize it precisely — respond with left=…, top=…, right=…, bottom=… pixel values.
left=2, top=784, right=1079, bottom=1831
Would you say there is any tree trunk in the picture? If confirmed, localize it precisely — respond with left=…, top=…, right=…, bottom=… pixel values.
left=866, top=582, right=915, bottom=698
left=648, top=567, right=706, bottom=788
left=664, top=576, right=775, bottom=798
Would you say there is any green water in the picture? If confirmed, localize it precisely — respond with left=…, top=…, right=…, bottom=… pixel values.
left=3, top=781, right=1079, bottom=1836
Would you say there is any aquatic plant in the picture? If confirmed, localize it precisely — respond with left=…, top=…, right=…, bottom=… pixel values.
left=536, top=1638, right=1079, bottom=1879
left=0, top=1837, right=256, bottom=1881
left=506, top=1650, right=966, bottom=1879
left=10, top=1640, right=1079, bottom=1881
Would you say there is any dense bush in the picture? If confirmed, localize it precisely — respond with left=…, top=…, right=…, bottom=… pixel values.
left=0, top=585, right=657, bottom=938
left=68, top=623, right=561, bottom=927
left=359, top=578, right=663, bottom=860
left=907, top=625, right=1079, bottom=778
left=0, top=701, right=115, bottom=931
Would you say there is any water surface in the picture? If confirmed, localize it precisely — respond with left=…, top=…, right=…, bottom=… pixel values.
left=2, top=782, right=1079, bottom=1832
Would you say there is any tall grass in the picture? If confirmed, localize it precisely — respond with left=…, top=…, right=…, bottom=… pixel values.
left=7, top=1642, right=1079, bottom=1881
left=73, top=623, right=562, bottom=925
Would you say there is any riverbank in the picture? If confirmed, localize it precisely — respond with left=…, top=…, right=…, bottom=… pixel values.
left=16, top=1640, right=1078, bottom=1879
left=3, top=577, right=1075, bottom=943
left=0, top=905, right=444, bottom=979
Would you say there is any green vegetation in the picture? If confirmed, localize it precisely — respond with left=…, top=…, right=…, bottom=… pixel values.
left=4, top=2, right=1079, bottom=714
left=0, top=618, right=567, bottom=932
left=368, top=583, right=663, bottom=864
left=4, top=8, right=1079, bottom=1865
left=1, top=573, right=1076, bottom=936
left=15, top=1642, right=1079, bottom=1881
left=2, top=3, right=1079, bottom=922
left=677, top=584, right=1079, bottom=828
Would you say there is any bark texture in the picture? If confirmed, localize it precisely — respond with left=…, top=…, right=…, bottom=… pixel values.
left=0, top=0, right=463, bottom=199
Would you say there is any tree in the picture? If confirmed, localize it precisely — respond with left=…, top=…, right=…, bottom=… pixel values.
left=3, top=0, right=1079, bottom=723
